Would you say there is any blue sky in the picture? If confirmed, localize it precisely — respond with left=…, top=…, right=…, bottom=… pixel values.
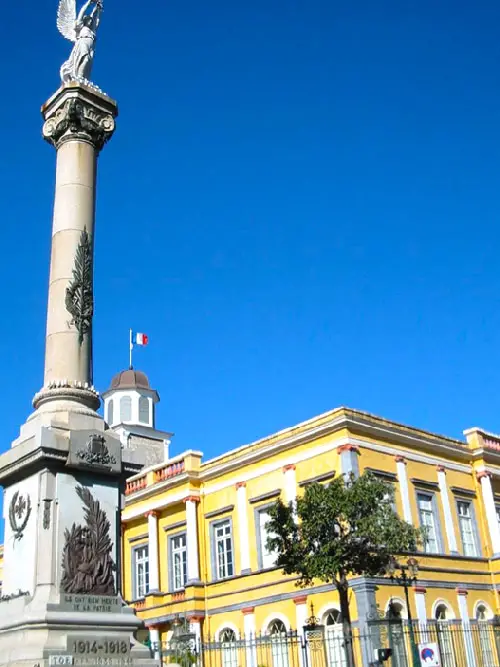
left=1, top=0, right=500, bottom=460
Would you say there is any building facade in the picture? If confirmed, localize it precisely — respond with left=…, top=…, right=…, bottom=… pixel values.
left=119, top=386, right=500, bottom=657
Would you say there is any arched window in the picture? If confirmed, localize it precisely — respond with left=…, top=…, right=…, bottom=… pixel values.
left=476, top=605, right=495, bottom=667
left=219, top=628, right=237, bottom=667
left=266, top=619, right=289, bottom=667
left=322, top=610, right=346, bottom=667
left=120, top=396, right=132, bottom=422
left=435, top=604, right=454, bottom=667
left=107, top=399, right=114, bottom=425
left=139, top=396, right=149, bottom=424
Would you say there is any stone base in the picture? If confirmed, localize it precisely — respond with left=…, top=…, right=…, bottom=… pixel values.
left=0, top=593, right=156, bottom=667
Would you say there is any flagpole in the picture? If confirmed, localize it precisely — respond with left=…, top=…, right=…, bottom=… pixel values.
left=129, top=328, right=133, bottom=369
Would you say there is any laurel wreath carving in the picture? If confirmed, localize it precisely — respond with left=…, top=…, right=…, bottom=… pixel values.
left=9, top=491, right=32, bottom=541
left=65, top=228, right=93, bottom=345
left=61, top=485, right=116, bottom=595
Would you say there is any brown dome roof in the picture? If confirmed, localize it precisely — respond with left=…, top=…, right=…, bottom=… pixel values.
left=110, top=369, right=151, bottom=390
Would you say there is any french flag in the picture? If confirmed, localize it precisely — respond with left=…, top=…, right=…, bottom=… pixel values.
left=134, top=332, right=149, bottom=346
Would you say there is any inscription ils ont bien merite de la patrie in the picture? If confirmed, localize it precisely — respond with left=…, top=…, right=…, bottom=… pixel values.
left=61, top=594, right=121, bottom=613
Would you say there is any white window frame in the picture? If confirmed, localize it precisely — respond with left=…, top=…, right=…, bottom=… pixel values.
left=255, top=505, right=278, bottom=570
left=169, top=532, right=187, bottom=591
left=456, top=499, right=478, bottom=557
left=211, top=518, right=234, bottom=580
left=133, top=544, right=149, bottom=599
left=416, top=491, right=441, bottom=553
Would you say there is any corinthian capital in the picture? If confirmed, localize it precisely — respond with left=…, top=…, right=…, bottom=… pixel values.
left=42, top=83, right=118, bottom=151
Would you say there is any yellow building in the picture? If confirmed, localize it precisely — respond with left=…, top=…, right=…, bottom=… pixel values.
left=115, top=370, right=500, bottom=661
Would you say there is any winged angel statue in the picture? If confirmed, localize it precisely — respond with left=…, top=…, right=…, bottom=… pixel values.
left=57, top=0, right=103, bottom=84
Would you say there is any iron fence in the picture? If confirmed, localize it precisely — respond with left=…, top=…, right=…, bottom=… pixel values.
left=151, top=620, right=500, bottom=667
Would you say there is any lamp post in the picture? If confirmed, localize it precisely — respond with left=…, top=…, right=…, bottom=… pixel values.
left=386, top=556, right=420, bottom=667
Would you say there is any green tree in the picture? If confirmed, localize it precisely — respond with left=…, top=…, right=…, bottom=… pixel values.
left=266, top=471, right=422, bottom=667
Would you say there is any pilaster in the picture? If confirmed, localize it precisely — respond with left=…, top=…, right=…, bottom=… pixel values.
left=477, top=472, right=500, bottom=555
left=283, top=464, right=297, bottom=504
left=146, top=511, right=160, bottom=593
left=395, top=456, right=413, bottom=524
left=236, top=482, right=251, bottom=574
left=184, top=496, right=201, bottom=584
left=437, top=466, right=458, bottom=553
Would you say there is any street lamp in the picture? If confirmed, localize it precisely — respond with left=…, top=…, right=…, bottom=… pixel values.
left=386, top=556, right=420, bottom=667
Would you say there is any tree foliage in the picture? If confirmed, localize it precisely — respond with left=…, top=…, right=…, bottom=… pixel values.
left=266, top=471, right=422, bottom=589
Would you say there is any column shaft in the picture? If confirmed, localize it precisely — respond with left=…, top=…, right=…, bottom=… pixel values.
left=44, top=139, right=96, bottom=386
left=185, top=497, right=200, bottom=583
left=283, top=465, right=297, bottom=504
left=437, top=468, right=458, bottom=553
left=479, top=473, right=500, bottom=555
left=396, top=457, right=413, bottom=524
left=236, top=483, right=251, bottom=573
left=147, top=511, right=160, bottom=592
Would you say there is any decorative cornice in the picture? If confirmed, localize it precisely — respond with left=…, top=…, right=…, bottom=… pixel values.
left=338, top=444, right=360, bottom=455
left=183, top=495, right=200, bottom=504
left=43, top=97, right=115, bottom=150
left=242, top=606, right=255, bottom=615
left=293, top=595, right=308, bottom=605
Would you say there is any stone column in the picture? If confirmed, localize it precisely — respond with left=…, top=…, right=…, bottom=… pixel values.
left=395, top=456, right=413, bottom=524
left=184, top=496, right=201, bottom=583
left=413, top=587, right=427, bottom=623
left=283, top=464, right=297, bottom=504
left=339, top=444, right=360, bottom=477
left=236, top=482, right=251, bottom=574
left=148, top=625, right=160, bottom=660
left=294, top=596, right=308, bottom=667
left=437, top=466, right=458, bottom=553
left=456, top=589, right=476, bottom=667
left=242, top=607, right=257, bottom=667
left=33, top=83, right=117, bottom=419
left=477, top=472, right=500, bottom=555
left=146, top=511, right=160, bottom=593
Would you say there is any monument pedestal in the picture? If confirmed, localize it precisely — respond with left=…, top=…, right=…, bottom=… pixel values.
left=0, top=83, right=156, bottom=666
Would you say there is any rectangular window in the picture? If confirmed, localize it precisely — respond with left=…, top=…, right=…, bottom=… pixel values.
left=417, top=492, right=440, bottom=553
left=457, top=500, right=478, bottom=557
left=213, top=519, right=234, bottom=580
left=170, top=533, right=187, bottom=591
left=257, top=508, right=277, bottom=569
left=133, top=545, right=149, bottom=599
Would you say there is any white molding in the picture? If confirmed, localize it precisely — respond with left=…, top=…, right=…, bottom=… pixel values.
left=214, top=622, right=240, bottom=641
left=473, top=600, right=494, bottom=620
left=396, top=460, right=413, bottom=523
left=384, top=597, right=408, bottom=619
left=431, top=598, right=456, bottom=620
left=437, top=470, right=458, bottom=553
left=261, top=612, right=291, bottom=635
left=317, top=603, right=341, bottom=623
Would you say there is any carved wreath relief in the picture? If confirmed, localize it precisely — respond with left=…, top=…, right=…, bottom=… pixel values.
left=77, top=434, right=116, bottom=466
left=9, top=491, right=32, bottom=541
left=66, top=228, right=93, bottom=345
left=61, top=485, right=116, bottom=596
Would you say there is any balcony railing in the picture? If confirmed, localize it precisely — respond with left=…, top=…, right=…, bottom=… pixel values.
left=125, top=455, right=188, bottom=496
